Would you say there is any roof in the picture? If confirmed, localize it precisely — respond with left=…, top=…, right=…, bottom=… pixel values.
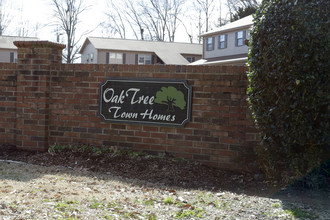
left=200, top=15, right=253, bottom=37
left=0, top=36, right=39, bottom=50
left=80, top=37, right=202, bottom=65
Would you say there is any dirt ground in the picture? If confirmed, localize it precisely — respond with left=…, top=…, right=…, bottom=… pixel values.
left=0, top=145, right=329, bottom=219
left=0, top=145, right=276, bottom=196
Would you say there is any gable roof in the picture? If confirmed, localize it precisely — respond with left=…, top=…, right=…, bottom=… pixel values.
left=200, top=15, right=253, bottom=37
left=80, top=37, right=202, bottom=65
left=0, top=36, right=39, bottom=50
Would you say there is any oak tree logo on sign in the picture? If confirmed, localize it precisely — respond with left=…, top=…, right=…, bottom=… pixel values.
left=99, top=79, right=192, bottom=127
left=155, top=86, right=186, bottom=112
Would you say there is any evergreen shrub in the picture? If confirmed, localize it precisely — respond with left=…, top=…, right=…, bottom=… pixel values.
left=247, top=0, right=329, bottom=182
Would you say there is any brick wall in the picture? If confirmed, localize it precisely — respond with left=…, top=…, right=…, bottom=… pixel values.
left=0, top=41, right=259, bottom=171
left=0, top=63, right=17, bottom=144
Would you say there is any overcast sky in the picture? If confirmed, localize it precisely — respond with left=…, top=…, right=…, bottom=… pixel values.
left=4, top=0, right=256, bottom=44
left=5, top=0, right=107, bottom=43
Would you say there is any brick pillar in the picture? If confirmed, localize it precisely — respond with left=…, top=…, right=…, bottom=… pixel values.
left=14, top=41, right=65, bottom=151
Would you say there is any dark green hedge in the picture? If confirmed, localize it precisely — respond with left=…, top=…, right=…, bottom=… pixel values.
left=247, top=0, right=330, bottom=181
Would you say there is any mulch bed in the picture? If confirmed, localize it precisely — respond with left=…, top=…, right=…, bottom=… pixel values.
left=0, top=144, right=279, bottom=196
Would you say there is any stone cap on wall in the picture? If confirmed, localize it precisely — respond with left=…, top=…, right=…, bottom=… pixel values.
left=13, top=40, right=66, bottom=49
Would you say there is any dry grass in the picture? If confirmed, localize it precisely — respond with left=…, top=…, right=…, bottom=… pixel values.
left=1, top=161, right=327, bottom=219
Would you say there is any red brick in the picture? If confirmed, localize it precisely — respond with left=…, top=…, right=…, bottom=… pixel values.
left=151, top=133, right=166, bottom=139
left=221, top=138, right=239, bottom=144
left=135, top=131, right=150, bottom=137
left=127, top=137, right=142, bottom=142
left=184, top=147, right=201, bottom=154
left=1, top=42, right=259, bottom=171
left=143, top=126, right=159, bottom=132
left=143, top=138, right=160, bottom=144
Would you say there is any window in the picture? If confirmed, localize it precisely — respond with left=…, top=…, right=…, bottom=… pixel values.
left=109, top=52, right=123, bottom=64
left=90, top=53, right=94, bottom=62
left=138, top=54, right=152, bottom=65
left=86, top=54, right=89, bottom=62
left=10, top=52, right=14, bottom=63
left=206, top=37, right=214, bottom=51
left=10, top=52, right=17, bottom=63
left=206, top=37, right=215, bottom=51
left=235, top=30, right=246, bottom=47
left=218, top=34, right=227, bottom=49
left=185, top=57, right=195, bottom=63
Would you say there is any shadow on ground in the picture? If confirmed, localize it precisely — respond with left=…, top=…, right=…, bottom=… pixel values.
left=0, top=145, right=278, bottom=196
left=1, top=144, right=329, bottom=219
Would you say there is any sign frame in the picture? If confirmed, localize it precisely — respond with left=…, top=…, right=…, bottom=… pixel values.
left=99, top=78, right=192, bottom=127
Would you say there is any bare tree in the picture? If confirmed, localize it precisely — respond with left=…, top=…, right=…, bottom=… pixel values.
left=125, top=0, right=145, bottom=40
left=103, top=0, right=185, bottom=42
left=103, top=0, right=147, bottom=40
left=15, top=6, right=36, bottom=37
left=182, top=0, right=221, bottom=43
left=103, top=1, right=127, bottom=39
left=0, top=0, right=11, bottom=35
left=226, top=0, right=259, bottom=21
left=141, top=0, right=169, bottom=41
left=51, top=0, right=88, bottom=63
left=166, top=0, right=185, bottom=42
left=103, top=0, right=258, bottom=43
left=194, top=0, right=216, bottom=33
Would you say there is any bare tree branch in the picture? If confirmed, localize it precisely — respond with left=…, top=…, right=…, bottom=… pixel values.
left=0, top=0, right=12, bottom=35
left=103, top=0, right=185, bottom=42
left=52, top=0, right=88, bottom=63
left=194, top=0, right=216, bottom=33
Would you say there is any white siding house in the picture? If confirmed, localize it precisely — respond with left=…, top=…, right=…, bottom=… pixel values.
left=190, top=15, right=253, bottom=66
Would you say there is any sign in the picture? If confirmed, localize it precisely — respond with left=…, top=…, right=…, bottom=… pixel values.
left=99, top=78, right=192, bottom=127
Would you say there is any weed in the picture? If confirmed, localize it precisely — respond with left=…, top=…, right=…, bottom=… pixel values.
left=174, top=207, right=206, bottom=219
left=133, top=198, right=140, bottom=204
left=196, top=192, right=214, bottom=204
left=272, top=203, right=280, bottom=208
left=107, top=201, right=120, bottom=209
left=48, top=143, right=115, bottom=154
left=31, top=188, right=43, bottom=194
left=90, top=199, right=105, bottom=209
left=163, top=197, right=174, bottom=205
left=215, top=201, right=231, bottom=210
left=123, top=211, right=140, bottom=218
left=102, top=215, right=114, bottom=220
left=112, top=149, right=131, bottom=157
left=144, top=199, right=155, bottom=206
left=48, top=143, right=66, bottom=153
left=54, top=200, right=79, bottom=213
left=130, top=151, right=146, bottom=158
left=147, top=213, right=157, bottom=220
left=47, top=143, right=188, bottom=165
left=54, top=202, right=69, bottom=211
